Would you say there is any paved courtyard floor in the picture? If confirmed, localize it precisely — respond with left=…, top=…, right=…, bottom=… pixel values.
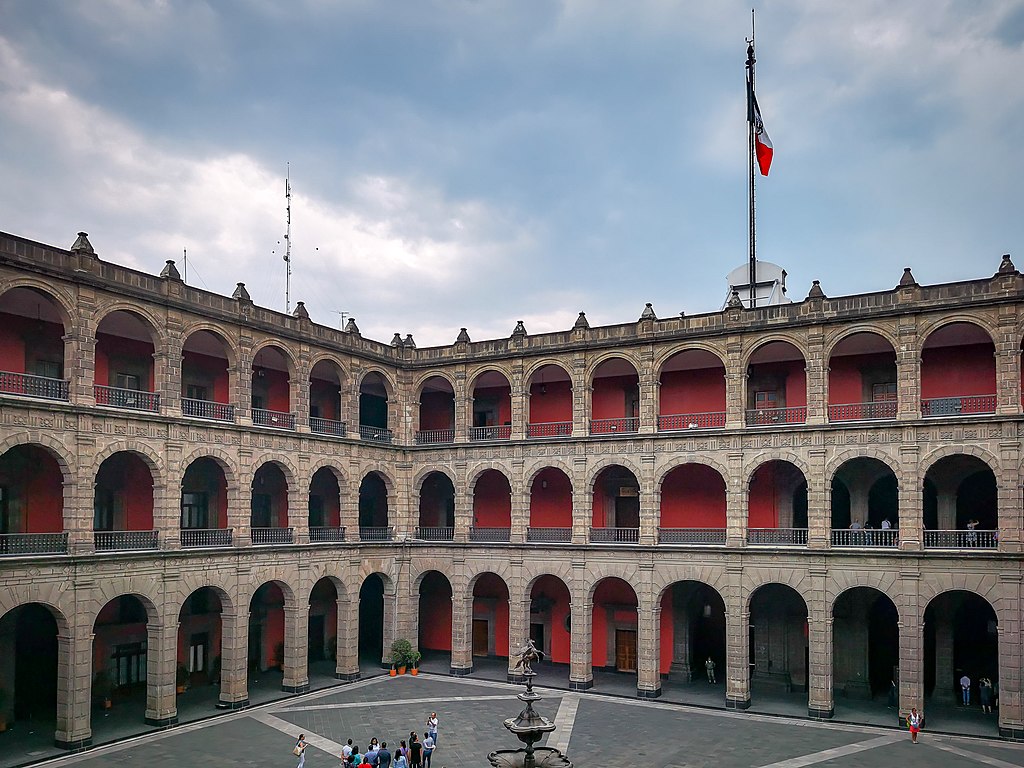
left=4, top=673, right=1023, bottom=768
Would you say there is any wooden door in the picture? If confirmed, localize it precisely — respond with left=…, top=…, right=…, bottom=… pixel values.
left=472, top=619, right=489, bottom=657
left=615, top=629, right=637, bottom=672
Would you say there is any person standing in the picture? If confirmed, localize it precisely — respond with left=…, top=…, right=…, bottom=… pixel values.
left=907, top=707, right=922, bottom=743
left=294, top=734, right=308, bottom=768
left=705, top=657, right=716, bottom=683
left=393, top=749, right=409, bottom=768
left=365, top=741, right=379, bottom=766
left=980, top=678, right=993, bottom=714
left=422, top=733, right=435, bottom=768
left=342, top=739, right=354, bottom=766
left=426, top=712, right=439, bottom=745
left=409, top=733, right=423, bottom=768
left=960, top=673, right=971, bottom=706
left=377, top=742, right=393, bottom=768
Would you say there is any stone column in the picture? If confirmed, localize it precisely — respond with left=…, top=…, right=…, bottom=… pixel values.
left=724, top=340, right=746, bottom=429
left=454, top=374, right=468, bottom=443
left=639, top=370, right=658, bottom=434
left=510, top=467, right=527, bottom=544
left=54, top=624, right=93, bottom=750
left=386, top=559, right=409, bottom=666
left=154, top=480, right=180, bottom=550
left=897, top=449, right=922, bottom=551
left=995, top=323, right=1022, bottom=416
left=217, top=609, right=249, bottom=709
left=335, top=592, right=360, bottom=681
left=996, top=457, right=1021, bottom=552
left=66, top=323, right=97, bottom=407
left=805, top=331, right=827, bottom=425
left=637, top=598, right=662, bottom=698
left=726, top=452, right=746, bottom=547
left=510, top=373, right=527, bottom=440
left=341, top=476, right=360, bottom=540
left=568, top=586, right=593, bottom=691
left=289, top=480, right=308, bottom=545
left=997, top=587, right=1023, bottom=739
left=282, top=604, right=309, bottom=693
left=808, top=615, right=834, bottom=718
left=292, top=351, right=309, bottom=433
left=897, top=574, right=924, bottom=725
left=571, top=463, right=589, bottom=545
left=453, top=477, right=470, bottom=544
left=233, top=474, right=253, bottom=548
left=807, top=449, right=828, bottom=549
left=507, top=586, right=530, bottom=683
left=896, top=325, right=921, bottom=420
left=64, top=476, right=93, bottom=555
left=152, top=348, right=172, bottom=416
left=235, top=342, right=254, bottom=426
left=725, top=607, right=750, bottom=709
left=144, top=620, right=178, bottom=726
left=640, top=484, right=660, bottom=546
left=450, top=586, right=474, bottom=676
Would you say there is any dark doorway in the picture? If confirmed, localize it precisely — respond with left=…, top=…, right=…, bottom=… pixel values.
left=359, top=575, right=385, bottom=662
left=308, top=615, right=325, bottom=661
left=14, top=604, right=58, bottom=721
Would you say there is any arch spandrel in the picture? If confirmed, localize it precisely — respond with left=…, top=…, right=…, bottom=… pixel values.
left=585, top=457, right=644, bottom=489
left=822, top=325, right=900, bottom=360
left=742, top=452, right=811, bottom=487
left=411, top=466, right=458, bottom=493
left=652, top=342, right=728, bottom=376
left=654, top=457, right=730, bottom=488
left=825, top=448, right=901, bottom=484
left=921, top=444, right=1001, bottom=477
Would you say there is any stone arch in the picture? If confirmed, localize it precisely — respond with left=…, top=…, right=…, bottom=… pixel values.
left=248, top=453, right=300, bottom=487
left=0, top=589, right=73, bottom=634
left=467, top=463, right=513, bottom=494
left=307, top=351, right=349, bottom=382
left=173, top=576, right=236, bottom=616
left=355, top=566, right=398, bottom=592
left=585, top=566, right=643, bottom=603
left=0, top=433, right=74, bottom=479
left=654, top=455, right=731, bottom=487
left=240, top=574, right=299, bottom=610
left=741, top=334, right=810, bottom=368
left=584, top=351, right=642, bottom=381
left=0, top=279, right=75, bottom=332
left=249, top=338, right=298, bottom=377
left=524, top=460, right=576, bottom=488
left=357, top=367, right=397, bottom=398
left=522, top=358, right=574, bottom=385
left=653, top=573, right=728, bottom=610
left=743, top=571, right=815, bottom=608
left=742, top=452, right=811, bottom=487
left=307, top=458, right=347, bottom=488
left=523, top=568, right=575, bottom=602
left=91, top=441, right=165, bottom=482
left=652, top=342, right=728, bottom=374
left=179, top=322, right=240, bottom=367
left=467, top=366, right=515, bottom=391
left=412, top=465, right=458, bottom=493
left=827, top=578, right=902, bottom=622
left=91, top=301, right=168, bottom=348
left=585, top=456, right=643, bottom=489
left=822, top=324, right=900, bottom=360
left=179, top=447, right=239, bottom=486
left=922, top=444, right=1001, bottom=477
left=86, top=582, right=161, bottom=626
left=825, top=448, right=902, bottom=485
left=358, top=467, right=397, bottom=495
left=303, top=569, right=348, bottom=602
left=467, top=567, right=515, bottom=593
left=918, top=314, right=999, bottom=347
left=412, top=369, right=458, bottom=393
left=917, top=576, right=1001, bottom=614
left=411, top=565, right=456, bottom=592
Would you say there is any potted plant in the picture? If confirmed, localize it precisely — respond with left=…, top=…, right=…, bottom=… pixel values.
left=409, top=650, right=422, bottom=676
left=389, top=639, right=414, bottom=675
left=93, top=670, right=113, bottom=709
left=176, top=664, right=189, bottom=694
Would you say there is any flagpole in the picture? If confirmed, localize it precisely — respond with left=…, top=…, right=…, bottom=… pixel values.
left=746, top=13, right=757, bottom=309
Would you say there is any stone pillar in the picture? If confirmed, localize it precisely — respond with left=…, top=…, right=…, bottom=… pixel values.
left=289, top=480, right=308, bottom=545
left=282, top=604, right=309, bottom=693
left=568, top=566, right=593, bottom=691
left=233, top=475, right=253, bottom=548
left=724, top=341, right=745, bottom=429
left=235, top=342, right=254, bottom=426
left=65, top=476, right=93, bottom=555
left=637, top=598, right=662, bottom=698
left=507, top=585, right=530, bottom=683
left=997, top=585, right=1023, bottom=738
left=54, top=624, right=93, bottom=750
left=897, top=450, right=922, bottom=551
left=510, top=373, right=527, bottom=440
left=144, top=620, right=178, bottom=726
left=450, top=586, right=474, bottom=676
left=387, top=560, right=409, bottom=666
left=217, top=609, right=249, bottom=709
left=510, top=468, right=527, bottom=544
left=725, top=607, right=750, bottom=709
left=292, top=351, right=309, bottom=433
left=897, top=574, right=924, bottom=725
left=896, top=324, right=921, bottom=420
left=454, top=374, right=468, bottom=443
left=995, top=321, right=1022, bottom=416
left=154, top=480, right=180, bottom=550
left=640, top=484, right=660, bottom=546
left=571, top=459, right=588, bottom=544
left=341, top=476, right=359, bottom=539
left=726, top=452, right=746, bottom=547
left=335, top=592, right=360, bottom=681
left=670, top=588, right=692, bottom=681
left=453, top=477, right=470, bottom=544
left=152, top=348, right=172, bottom=416
left=808, top=615, right=834, bottom=718
left=70, top=326, right=98, bottom=407
left=805, top=330, right=827, bottom=425
left=996, top=454, right=1021, bottom=552
left=639, top=369, right=658, bottom=434
left=807, top=450, right=828, bottom=549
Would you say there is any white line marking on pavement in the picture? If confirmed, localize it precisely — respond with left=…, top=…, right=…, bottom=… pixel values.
left=544, top=694, right=580, bottom=754
left=931, top=742, right=1024, bottom=768
left=249, top=710, right=347, bottom=756
left=283, top=694, right=517, bottom=712
left=752, top=734, right=903, bottom=768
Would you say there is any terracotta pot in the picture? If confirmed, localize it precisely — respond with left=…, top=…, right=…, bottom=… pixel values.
left=103, top=699, right=112, bottom=710
left=177, top=685, right=186, bottom=694
left=398, top=665, right=407, bottom=675
left=389, top=668, right=397, bottom=677
left=410, top=668, right=419, bottom=676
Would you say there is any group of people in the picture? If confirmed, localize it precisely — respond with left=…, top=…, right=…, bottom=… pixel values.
left=960, top=673, right=997, bottom=713
left=293, top=712, right=440, bottom=768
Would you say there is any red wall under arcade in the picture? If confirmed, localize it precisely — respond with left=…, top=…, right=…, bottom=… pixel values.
left=659, top=368, right=726, bottom=414
left=530, top=470, right=572, bottom=527
left=660, top=464, right=727, bottom=527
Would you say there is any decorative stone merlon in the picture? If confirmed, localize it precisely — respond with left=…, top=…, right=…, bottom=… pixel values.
left=511, top=320, right=528, bottom=338
left=997, top=254, right=1016, bottom=275
left=159, top=259, right=182, bottom=281
left=344, top=317, right=360, bottom=335
left=898, top=267, right=917, bottom=287
left=806, top=280, right=826, bottom=299
left=726, top=290, right=744, bottom=309
left=70, top=231, right=95, bottom=255
left=456, top=327, right=471, bottom=344
left=404, top=334, right=416, bottom=349
left=639, top=303, right=656, bottom=321
left=573, top=312, right=589, bottom=330
left=232, top=282, right=252, bottom=302
left=391, top=333, right=403, bottom=346
left=292, top=301, right=309, bottom=319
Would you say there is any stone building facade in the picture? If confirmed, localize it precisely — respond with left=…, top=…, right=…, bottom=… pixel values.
left=0, top=230, right=1021, bottom=749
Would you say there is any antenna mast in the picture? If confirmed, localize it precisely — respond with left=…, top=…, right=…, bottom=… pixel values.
left=284, top=164, right=292, bottom=313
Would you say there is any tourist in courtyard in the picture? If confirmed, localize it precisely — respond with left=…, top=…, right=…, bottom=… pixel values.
left=426, top=711, right=439, bottom=745
left=350, top=745, right=362, bottom=766
left=907, top=707, right=922, bottom=743
left=294, top=733, right=308, bottom=768
left=365, top=739, right=380, bottom=765
left=422, top=732, right=435, bottom=768
left=980, top=677, right=994, bottom=713
left=409, top=733, right=423, bottom=767
left=960, top=673, right=972, bottom=705
left=393, top=748, right=409, bottom=768
left=342, top=739, right=354, bottom=765
left=705, top=657, right=716, bottom=683
left=378, top=741, right=393, bottom=768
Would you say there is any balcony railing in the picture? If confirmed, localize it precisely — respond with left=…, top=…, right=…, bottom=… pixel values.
left=921, top=394, right=996, bottom=417
left=94, top=530, right=158, bottom=551
left=831, top=528, right=898, bottom=548
left=415, top=526, right=455, bottom=541
left=745, top=406, right=807, bottom=426
left=415, top=428, right=455, bottom=445
left=589, top=417, right=639, bottom=435
left=251, top=527, right=294, bottom=545
left=469, top=425, right=512, bottom=441
left=0, top=532, right=68, bottom=556
left=182, top=398, right=235, bottom=422
left=526, top=527, right=572, bottom=543
left=924, top=529, right=998, bottom=549
left=0, top=371, right=69, bottom=401
left=658, top=527, right=727, bottom=545
left=359, top=425, right=394, bottom=443
left=309, top=526, right=346, bottom=543
left=95, top=385, right=160, bottom=412
left=828, top=401, right=898, bottom=422
left=310, top=417, right=347, bottom=437
left=180, top=528, right=233, bottom=548
left=469, top=526, right=511, bottom=542
left=359, top=526, right=394, bottom=542
left=658, top=411, right=727, bottom=431
left=526, top=421, right=572, bottom=438
left=252, top=408, right=295, bottom=430
left=590, top=527, right=639, bottom=544
left=747, top=528, right=808, bottom=546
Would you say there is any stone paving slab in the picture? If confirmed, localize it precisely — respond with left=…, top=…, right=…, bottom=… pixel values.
left=281, top=674, right=522, bottom=708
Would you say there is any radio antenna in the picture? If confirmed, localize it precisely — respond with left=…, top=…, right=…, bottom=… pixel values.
left=284, top=163, right=292, bottom=313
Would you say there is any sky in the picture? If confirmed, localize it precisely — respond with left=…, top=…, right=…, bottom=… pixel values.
left=1, top=1, right=1022, bottom=347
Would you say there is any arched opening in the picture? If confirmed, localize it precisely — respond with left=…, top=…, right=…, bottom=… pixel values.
left=94, top=310, right=158, bottom=412
left=309, top=359, right=344, bottom=435
left=745, top=341, right=807, bottom=425
left=590, top=358, right=639, bottom=434
left=358, top=372, right=392, bottom=442
left=470, top=370, right=512, bottom=440
left=251, top=346, right=293, bottom=429
left=590, top=466, right=640, bottom=543
left=658, top=349, right=727, bottom=430
left=309, top=467, right=342, bottom=542
left=923, top=591, right=998, bottom=732
left=250, top=463, right=291, bottom=544
left=177, top=587, right=224, bottom=706
left=181, top=329, right=233, bottom=421
left=0, top=603, right=59, bottom=734
left=528, top=575, right=571, bottom=683
left=659, top=581, right=727, bottom=703
left=747, top=460, right=807, bottom=546
left=0, top=286, right=68, bottom=401
left=92, top=595, right=151, bottom=729
left=358, top=574, right=386, bottom=667
left=526, top=364, right=572, bottom=438
left=472, top=573, right=510, bottom=664
left=830, top=458, right=898, bottom=547
left=308, top=578, right=339, bottom=684
left=659, top=464, right=727, bottom=544
left=923, top=455, right=998, bottom=549
left=471, top=470, right=511, bottom=541
left=248, top=583, right=286, bottom=692
left=418, top=571, right=453, bottom=671
left=416, top=376, right=455, bottom=444
left=416, top=472, right=455, bottom=540
left=748, top=584, right=809, bottom=706
left=527, top=468, right=572, bottom=543
left=180, top=457, right=230, bottom=547
left=94, top=452, right=155, bottom=551
left=590, top=578, right=639, bottom=689
left=358, top=472, right=391, bottom=541
left=0, top=444, right=66, bottom=555
left=921, top=323, right=996, bottom=416
left=827, top=332, right=898, bottom=421
left=831, top=588, right=899, bottom=718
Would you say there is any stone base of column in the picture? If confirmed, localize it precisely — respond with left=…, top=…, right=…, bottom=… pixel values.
left=282, top=682, right=310, bottom=694
left=335, top=671, right=361, bottom=682
left=568, top=679, right=593, bottom=692
left=217, top=698, right=250, bottom=710
left=55, top=736, right=92, bottom=751
left=145, top=713, right=179, bottom=727
left=999, top=725, right=1024, bottom=741
left=725, top=695, right=750, bottom=710
left=636, top=686, right=661, bottom=699
left=449, top=665, right=474, bottom=677
left=807, top=706, right=834, bottom=719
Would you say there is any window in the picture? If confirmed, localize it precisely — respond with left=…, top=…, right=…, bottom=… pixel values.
left=34, top=360, right=63, bottom=379
left=188, top=632, right=209, bottom=673
left=181, top=492, right=209, bottom=529
left=871, top=382, right=897, bottom=401
left=112, top=642, right=147, bottom=688
left=186, top=384, right=208, bottom=401
left=754, top=391, right=778, bottom=409
left=115, top=373, right=141, bottom=391
left=251, top=493, right=272, bottom=528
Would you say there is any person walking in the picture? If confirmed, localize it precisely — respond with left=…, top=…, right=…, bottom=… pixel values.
left=960, top=673, right=971, bottom=706
left=705, top=657, right=716, bottom=683
left=426, top=712, right=439, bottom=745
left=907, top=707, right=922, bottom=743
left=294, top=734, right=308, bottom=768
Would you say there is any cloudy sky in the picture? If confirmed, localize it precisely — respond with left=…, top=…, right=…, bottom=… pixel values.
left=1, top=1, right=1022, bottom=346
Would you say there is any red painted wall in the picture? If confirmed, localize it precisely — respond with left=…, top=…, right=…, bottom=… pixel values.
left=660, top=464, right=727, bottom=527
left=659, top=594, right=674, bottom=674
left=94, top=333, right=155, bottom=389
left=921, top=344, right=995, bottom=397
left=0, top=447, right=64, bottom=532
left=123, top=457, right=154, bottom=530
left=310, top=470, right=341, bottom=527
left=473, top=471, right=512, bottom=527
left=473, top=385, right=512, bottom=425
left=659, top=368, right=726, bottom=415
left=420, top=391, right=454, bottom=430
left=591, top=580, right=638, bottom=667
left=0, top=315, right=64, bottom=374
left=251, top=585, right=285, bottom=671
left=528, top=380, right=572, bottom=423
left=473, top=575, right=510, bottom=657
left=309, top=378, right=340, bottom=420
left=182, top=352, right=230, bottom=402
left=533, top=576, right=571, bottom=664
left=749, top=464, right=781, bottom=528
left=529, top=469, right=572, bottom=527
left=591, top=375, right=638, bottom=420
left=419, top=575, right=453, bottom=652
left=750, top=361, right=806, bottom=407
left=828, top=352, right=896, bottom=403
left=254, top=370, right=290, bottom=412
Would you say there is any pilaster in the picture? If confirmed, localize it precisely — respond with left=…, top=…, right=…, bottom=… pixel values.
left=335, top=592, right=360, bottom=681
left=144, top=620, right=179, bottom=726
left=450, top=584, right=474, bottom=676
left=282, top=605, right=309, bottom=692
left=568, top=564, right=593, bottom=691
left=54, top=624, right=93, bottom=750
